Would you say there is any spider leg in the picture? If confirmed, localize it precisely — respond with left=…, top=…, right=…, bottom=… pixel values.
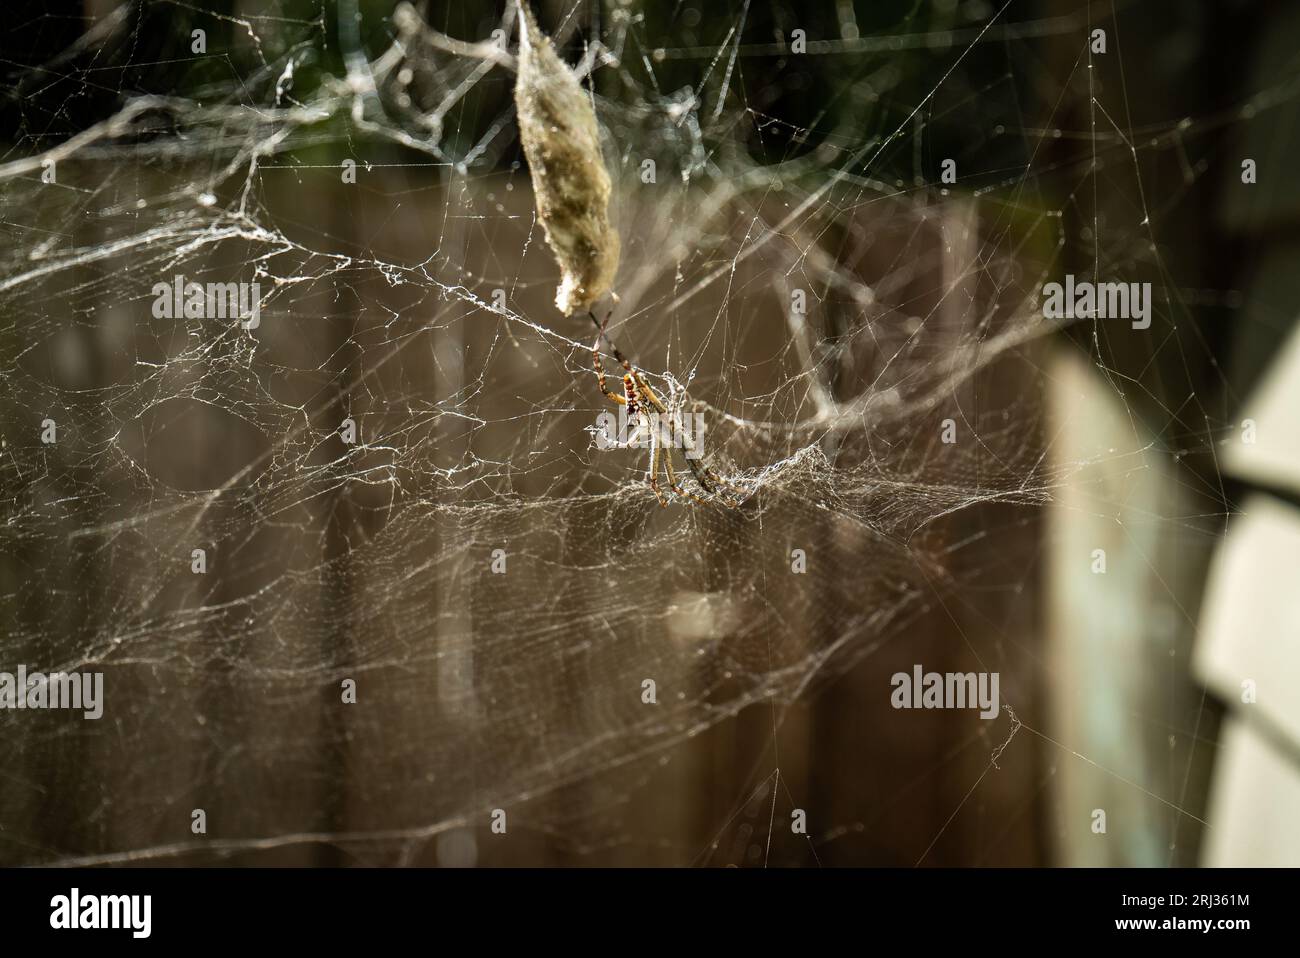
left=592, top=337, right=628, bottom=406
left=592, top=312, right=666, bottom=416
left=693, top=460, right=747, bottom=507
left=670, top=406, right=747, bottom=506
left=662, top=444, right=716, bottom=506
left=683, top=434, right=747, bottom=495
left=649, top=381, right=748, bottom=507
left=634, top=375, right=709, bottom=499
left=682, top=456, right=746, bottom=507
left=648, top=428, right=668, bottom=507
left=590, top=309, right=633, bottom=368
left=590, top=309, right=641, bottom=394
left=648, top=399, right=744, bottom=507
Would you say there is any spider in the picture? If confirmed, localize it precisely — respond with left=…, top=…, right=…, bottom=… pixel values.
left=590, top=312, right=747, bottom=508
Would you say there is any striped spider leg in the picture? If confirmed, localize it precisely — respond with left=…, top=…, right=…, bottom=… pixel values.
left=651, top=372, right=750, bottom=506
left=590, top=312, right=747, bottom=508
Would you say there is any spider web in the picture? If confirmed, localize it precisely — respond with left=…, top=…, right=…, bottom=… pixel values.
left=0, top=0, right=1264, bottom=866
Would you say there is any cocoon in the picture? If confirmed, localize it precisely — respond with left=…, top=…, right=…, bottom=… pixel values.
left=513, top=2, right=619, bottom=315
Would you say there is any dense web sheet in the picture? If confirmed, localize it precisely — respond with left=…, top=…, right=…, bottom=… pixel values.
left=0, top=0, right=1258, bottom=865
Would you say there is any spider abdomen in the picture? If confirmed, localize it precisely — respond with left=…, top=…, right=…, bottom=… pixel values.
left=622, top=375, right=639, bottom=418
